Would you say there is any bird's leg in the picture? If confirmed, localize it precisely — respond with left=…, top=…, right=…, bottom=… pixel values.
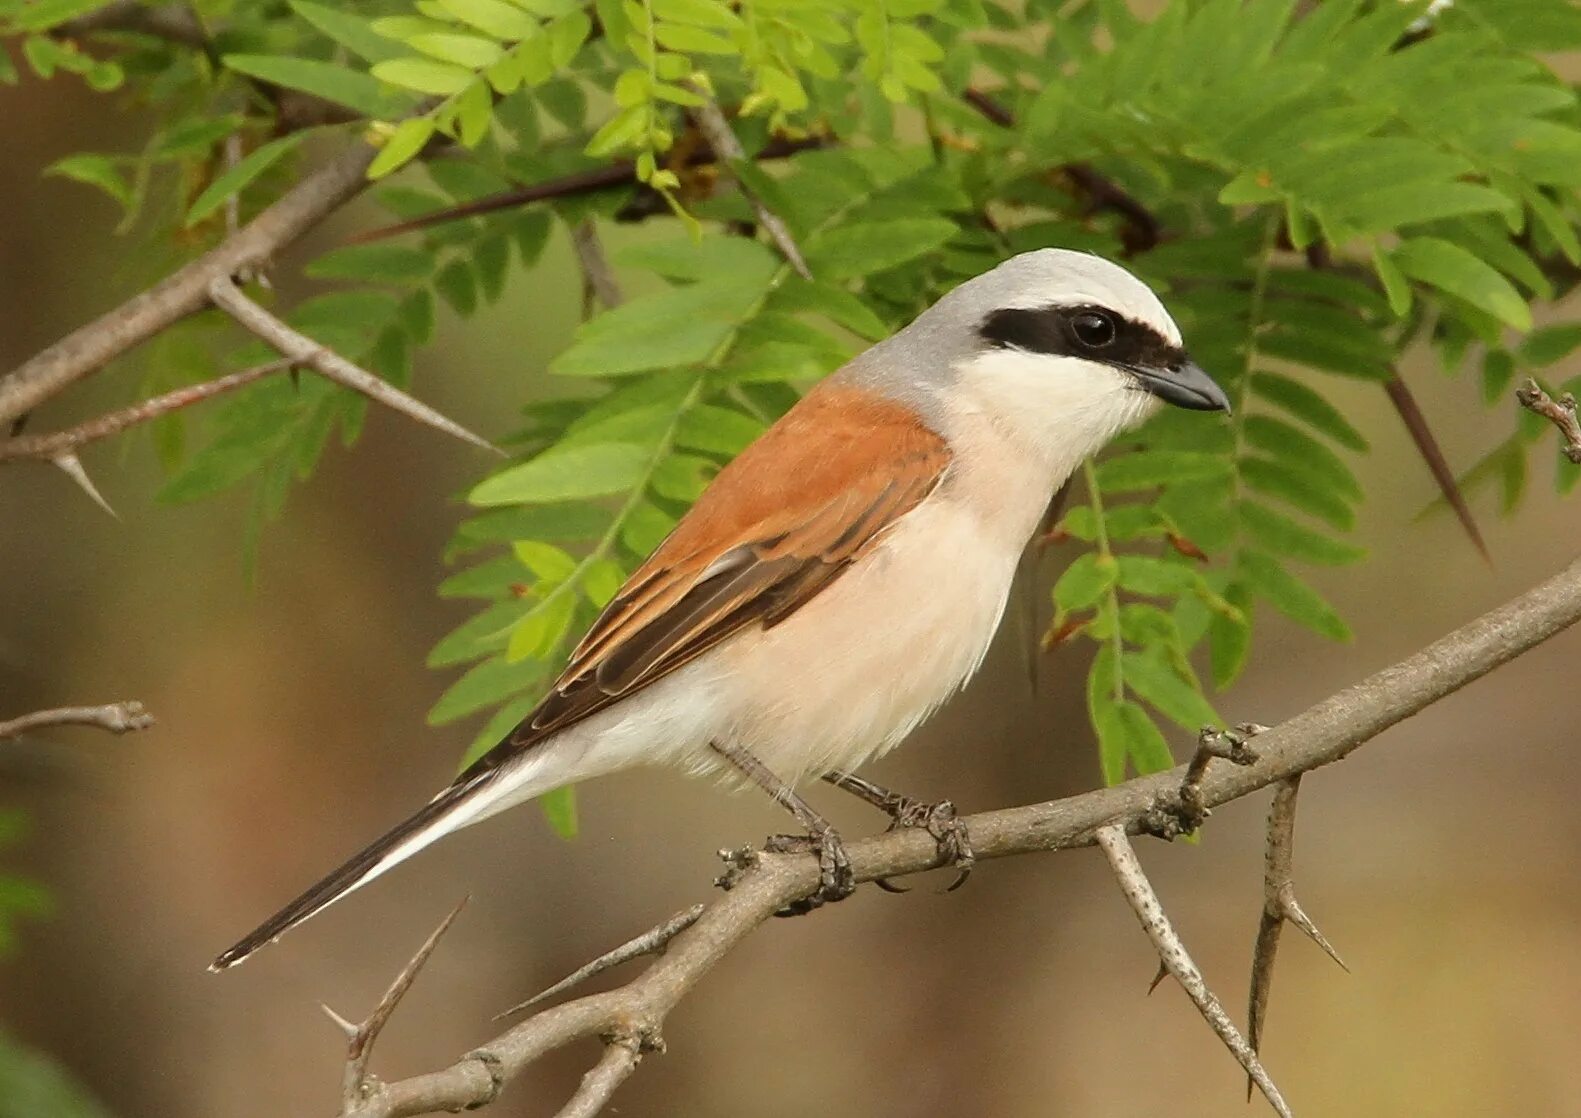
left=823, top=770, right=975, bottom=892
left=708, top=742, right=854, bottom=915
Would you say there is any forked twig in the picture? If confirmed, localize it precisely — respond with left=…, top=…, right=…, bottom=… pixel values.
left=496, top=905, right=706, bottom=1020
left=206, top=278, right=500, bottom=455
left=1094, top=825, right=1293, bottom=1118
left=0, top=701, right=154, bottom=741
left=326, top=898, right=469, bottom=1113
left=1517, top=377, right=1581, bottom=463
left=1247, top=777, right=1346, bottom=1096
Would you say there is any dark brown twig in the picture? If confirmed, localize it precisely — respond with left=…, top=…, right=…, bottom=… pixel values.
left=1517, top=377, right=1581, bottom=463
left=0, top=701, right=154, bottom=741
left=1247, top=776, right=1346, bottom=1099
left=0, top=358, right=296, bottom=463
left=1384, top=373, right=1491, bottom=560
left=344, top=136, right=827, bottom=246
left=325, top=898, right=469, bottom=1113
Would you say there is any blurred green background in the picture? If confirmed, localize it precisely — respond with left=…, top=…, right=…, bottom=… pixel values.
left=4, top=66, right=1581, bottom=1118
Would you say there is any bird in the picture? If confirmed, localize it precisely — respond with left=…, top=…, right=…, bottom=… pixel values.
left=211, top=248, right=1229, bottom=971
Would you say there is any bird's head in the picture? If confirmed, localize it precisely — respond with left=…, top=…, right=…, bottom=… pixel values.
left=851, top=249, right=1228, bottom=475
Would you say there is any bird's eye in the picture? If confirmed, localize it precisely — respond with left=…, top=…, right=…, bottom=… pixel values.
left=1071, top=311, right=1117, bottom=349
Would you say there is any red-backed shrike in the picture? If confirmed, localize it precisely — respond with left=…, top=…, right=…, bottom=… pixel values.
left=213, top=248, right=1229, bottom=970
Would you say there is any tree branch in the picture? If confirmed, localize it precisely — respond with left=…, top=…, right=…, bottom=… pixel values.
left=0, top=701, right=154, bottom=741
left=339, top=553, right=1581, bottom=1118
left=206, top=279, right=500, bottom=454
left=0, top=140, right=379, bottom=427
left=0, top=358, right=296, bottom=463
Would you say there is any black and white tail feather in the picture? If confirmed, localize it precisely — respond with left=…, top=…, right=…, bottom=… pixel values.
left=211, top=769, right=515, bottom=971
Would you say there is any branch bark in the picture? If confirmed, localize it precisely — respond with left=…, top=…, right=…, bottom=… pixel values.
left=341, top=553, right=1581, bottom=1118
left=0, top=701, right=153, bottom=741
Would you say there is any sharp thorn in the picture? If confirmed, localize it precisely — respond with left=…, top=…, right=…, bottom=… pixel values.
left=1282, top=895, right=1348, bottom=973
left=1147, top=961, right=1169, bottom=995
left=320, top=1003, right=360, bottom=1039
left=53, top=453, right=118, bottom=519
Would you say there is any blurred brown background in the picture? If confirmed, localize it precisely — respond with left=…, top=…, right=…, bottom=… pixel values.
left=4, top=71, right=1581, bottom=1118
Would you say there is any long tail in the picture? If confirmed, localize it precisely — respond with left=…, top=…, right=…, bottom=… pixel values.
left=211, top=770, right=513, bottom=971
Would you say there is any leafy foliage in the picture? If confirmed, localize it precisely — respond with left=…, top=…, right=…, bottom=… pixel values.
left=11, top=0, right=1581, bottom=807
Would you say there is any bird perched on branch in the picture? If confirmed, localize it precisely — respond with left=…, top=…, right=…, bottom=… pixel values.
left=212, top=248, right=1229, bottom=971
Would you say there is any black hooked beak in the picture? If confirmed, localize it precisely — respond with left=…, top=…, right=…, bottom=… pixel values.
left=1130, top=359, right=1232, bottom=414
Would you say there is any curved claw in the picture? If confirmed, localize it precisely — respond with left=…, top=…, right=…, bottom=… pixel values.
left=875, top=876, right=911, bottom=894
left=767, top=828, right=855, bottom=917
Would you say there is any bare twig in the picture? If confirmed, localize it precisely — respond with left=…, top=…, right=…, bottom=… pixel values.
left=1172, top=722, right=1266, bottom=833
left=1095, top=825, right=1291, bottom=1117
left=206, top=279, right=500, bottom=454
left=1517, top=377, right=1581, bottom=464
left=327, top=899, right=469, bottom=1112
left=552, top=1037, right=646, bottom=1118
left=335, top=554, right=1581, bottom=1118
left=0, top=358, right=295, bottom=464
left=1247, top=777, right=1346, bottom=1098
left=689, top=95, right=811, bottom=279
left=569, top=222, right=624, bottom=310
left=496, top=905, right=706, bottom=1020
left=0, top=701, right=154, bottom=741
left=0, top=139, right=379, bottom=428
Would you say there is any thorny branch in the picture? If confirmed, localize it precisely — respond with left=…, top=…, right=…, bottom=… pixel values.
left=333, top=554, right=1581, bottom=1118
left=0, top=358, right=296, bottom=463
left=1247, top=776, right=1346, bottom=1096
left=324, top=899, right=469, bottom=1113
left=0, top=701, right=154, bottom=742
left=1095, top=825, right=1291, bottom=1118
left=205, top=278, right=499, bottom=455
left=1517, top=377, right=1581, bottom=464
left=568, top=222, right=624, bottom=311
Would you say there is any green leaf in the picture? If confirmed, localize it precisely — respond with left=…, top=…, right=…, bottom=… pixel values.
left=223, top=54, right=397, bottom=117
left=1093, top=450, right=1230, bottom=493
left=1248, top=372, right=1369, bottom=452
left=8, top=0, right=114, bottom=31
left=429, top=653, right=546, bottom=724
left=675, top=405, right=765, bottom=455
left=409, top=32, right=504, bottom=67
left=1209, top=582, right=1253, bottom=688
left=290, top=1, right=406, bottom=62
left=1114, top=555, right=1197, bottom=597
left=1518, top=323, right=1581, bottom=368
left=306, top=243, right=434, bottom=285
left=538, top=786, right=579, bottom=839
left=1240, top=551, right=1350, bottom=641
left=436, top=0, right=538, bottom=38
left=1122, top=649, right=1219, bottom=733
left=802, top=218, right=957, bottom=280
left=1241, top=502, right=1365, bottom=566
left=372, top=57, right=475, bottom=95
left=551, top=281, right=768, bottom=377
left=1052, top=552, right=1117, bottom=611
left=1393, top=236, right=1533, bottom=332
left=369, top=118, right=437, bottom=178
left=513, top=539, right=579, bottom=581
left=0, top=1034, right=113, bottom=1118
left=471, top=443, right=651, bottom=506
left=1241, top=456, right=1356, bottom=531
left=43, top=153, right=130, bottom=210
left=186, top=134, right=306, bottom=227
